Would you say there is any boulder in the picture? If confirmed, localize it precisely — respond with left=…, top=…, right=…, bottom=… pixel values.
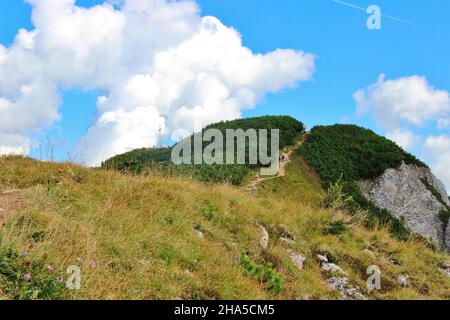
left=317, top=254, right=329, bottom=263
left=326, top=277, right=366, bottom=300
left=322, top=263, right=346, bottom=275
left=397, top=275, right=409, bottom=287
left=288, top=250, right=306, bottom=270
left=359, top=162, right=450, bottom=251
left=257, top=224, right=269, bottom=250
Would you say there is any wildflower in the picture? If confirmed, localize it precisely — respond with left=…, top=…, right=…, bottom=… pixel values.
left=90, top=261, right=97, bottom=269
left=23, top=273, right=31, bottom=281
left=47, top=264, right=55, bottom=271
left=22, top=251, right=28, bottom=257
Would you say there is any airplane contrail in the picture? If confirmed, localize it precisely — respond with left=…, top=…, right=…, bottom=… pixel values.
left=332, top=0, right=413, bottom=25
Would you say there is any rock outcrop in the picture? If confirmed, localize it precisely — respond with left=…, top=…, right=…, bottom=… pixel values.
left=257, top=224, right=269, bottom=250
left=326, top=277, right=367, bottom=300
left=359, top=162, right=450, bottom=251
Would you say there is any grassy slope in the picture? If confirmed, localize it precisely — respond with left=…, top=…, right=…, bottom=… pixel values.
left=1, top=156, right=449, bottom=300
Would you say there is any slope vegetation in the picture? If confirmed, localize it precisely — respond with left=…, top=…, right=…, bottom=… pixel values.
left=102, top=116, right=305, bottom=186
left=299, top=125, right=427, bottom=240
left=1, top=156, right=449, bottom=300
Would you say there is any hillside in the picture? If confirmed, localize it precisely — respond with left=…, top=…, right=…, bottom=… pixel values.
left=299, top=124, right=450, bottom=251
left=101, top=116, right=305, bottom=186
left=1, top=118, right=450, bottom=300
left=1, top=154, right=450, bottom=299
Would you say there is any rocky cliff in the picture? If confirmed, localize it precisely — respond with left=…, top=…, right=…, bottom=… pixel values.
left=359, top=162, right=450, bottom=252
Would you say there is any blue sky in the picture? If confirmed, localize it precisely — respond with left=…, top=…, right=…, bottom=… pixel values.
left=1, top=0, right=450, bottom=186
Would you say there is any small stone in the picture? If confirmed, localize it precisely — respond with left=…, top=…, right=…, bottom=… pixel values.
left=439, top=268, right=450, bottom=278
left=194, top=229, right=204, bottom=239
left=257, top=224, right=269, bottom=250
left=193, top=226, right=204, bottom=239
left=280, top=237, right=295, bottom=246
left=288, top=250, right=306, bottom=270
left=326, top=277, right=367, bottom=300
left=322, top=263, right=346, bottom=275
left=327, top=277, right=349, bottom=289
left=397, top=275, right=409, bottom=287
left=317, top=254, right=329, bottom=263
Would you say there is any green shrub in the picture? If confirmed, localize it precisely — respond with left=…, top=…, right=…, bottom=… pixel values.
left=323, top=175, right=354, bottom=221
left=201, top=204, right=218, bottom=221
left=323, top=220, right=348, bottom=236
left=241, top=253, right=284, bottom=294
left=102, top=116, right=304, bottom=185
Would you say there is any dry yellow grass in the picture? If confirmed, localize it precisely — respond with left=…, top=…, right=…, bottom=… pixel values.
left=0, top=156, right=449, bottom=300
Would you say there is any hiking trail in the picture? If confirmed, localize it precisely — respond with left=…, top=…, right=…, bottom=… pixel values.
left=246, top=135, right=307, bottom=191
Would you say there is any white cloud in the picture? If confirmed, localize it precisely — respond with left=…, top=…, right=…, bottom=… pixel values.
left=423, top=135, right=450, bottom=193
left=386, top=128, right=421, bottom=150
left=355, top=74, right=450, bottom=131
left=79, top=106, right=165, bottom=166
left=354, top=75, right=450, bottom=193
left=0, top=0, right=316, bottom=166
left=0, top=133, right=30, bottom=156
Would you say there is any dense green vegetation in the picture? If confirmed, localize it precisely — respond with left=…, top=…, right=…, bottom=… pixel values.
left=204, top=116, right=304, bottom=149
left=299, top=125, right=426, bottom=183
left=102, top=148, right=172, bottom=175
left=299, top=124, right=427, bottom=240
left=102, top=116, right=305, bottom=185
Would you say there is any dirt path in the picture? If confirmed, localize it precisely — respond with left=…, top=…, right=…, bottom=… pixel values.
left=246, top=135, right=307, bottom=191
left=0, top=189, right=26, bottom=227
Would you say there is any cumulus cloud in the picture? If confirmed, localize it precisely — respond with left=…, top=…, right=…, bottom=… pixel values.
left=0, top=0, right=315, bottom=166
left=423, top=135, right=450, bottom=192
left=386, top=128, right=421, bottom=150
left=354, top=74, right=450, bottom=193
left=0, top=133, right=30, bottom=156
left=355, top=74, right=450, bottom=131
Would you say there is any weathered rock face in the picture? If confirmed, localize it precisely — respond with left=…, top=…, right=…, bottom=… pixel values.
left=358, top=162, right=450, bottom=251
